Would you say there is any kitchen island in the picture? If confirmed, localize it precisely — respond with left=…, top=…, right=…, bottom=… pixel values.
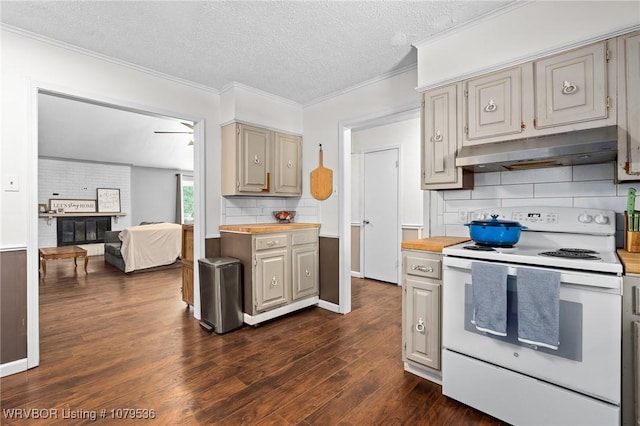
left=220, top=223, right=320, bottom=325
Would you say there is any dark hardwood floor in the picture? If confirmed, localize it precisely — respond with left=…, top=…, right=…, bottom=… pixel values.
left=1, top=256, right=508, bottom=425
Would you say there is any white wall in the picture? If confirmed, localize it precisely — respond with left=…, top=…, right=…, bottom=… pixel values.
left=415, top=1, right=640, bottom=90
left=1, top=29, right=220, bottom=249
left=38, top=158, right=132, bottom=247
left=131, top=166, right=190, bottom=226
left=351, top=117, right=422, bottom=227
left=303, top=69, right=421, bottom=238
left=219, top=83, right=303, bottom=134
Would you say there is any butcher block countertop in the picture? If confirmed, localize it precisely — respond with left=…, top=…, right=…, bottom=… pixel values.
left=401, top=236, right=470, bottom=253
left=219, top=223, right=320, bottom=234
left=617, top=249, right=640, bottom=275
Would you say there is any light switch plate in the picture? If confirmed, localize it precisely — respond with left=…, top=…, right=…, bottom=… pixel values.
left=3, top=174, right=19, bottom=192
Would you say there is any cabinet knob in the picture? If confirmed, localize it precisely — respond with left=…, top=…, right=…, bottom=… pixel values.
left=432, top=130, right=443, bottom=142
left=305, top=269, right=311, bottom=277
left=267, top=240, right=279, bottom=247
left=271, top=276, right=278, bottom=287
left=484, top=99, right=497, bottom=112
left=561, top=80, right=578, bottom=95
left=287, top=160, right=293, bottom=168
left=254, top=155, right=262, bottom=165
left=415, top=318, right=425, bottom=333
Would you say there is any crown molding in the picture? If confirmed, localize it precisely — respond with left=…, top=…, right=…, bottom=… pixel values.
left=219, top=81, right=303, bottom=108
left=304, top=63, right=417, bottom=108
left=1, top=24, right=219, bottom=94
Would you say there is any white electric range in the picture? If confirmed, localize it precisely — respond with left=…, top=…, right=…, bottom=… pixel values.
left=441, top=207, right=622, bottom=426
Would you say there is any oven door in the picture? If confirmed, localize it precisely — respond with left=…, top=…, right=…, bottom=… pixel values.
left=442, top=256, right=621, bottom=404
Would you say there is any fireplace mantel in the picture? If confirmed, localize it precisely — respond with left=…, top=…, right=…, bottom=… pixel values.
left=40, top=212, right=126, bottom=226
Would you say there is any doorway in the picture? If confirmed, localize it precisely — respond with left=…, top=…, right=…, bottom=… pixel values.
left=361, top=147, right=400, bottom=284
left=28, top=86, right=205, bottom=369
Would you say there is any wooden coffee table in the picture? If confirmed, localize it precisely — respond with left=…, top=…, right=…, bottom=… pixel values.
left=39, top=246, right=88, bottom=279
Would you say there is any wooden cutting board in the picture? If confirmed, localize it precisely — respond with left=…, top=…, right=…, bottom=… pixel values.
left=310, top=145, right=332, bottom=200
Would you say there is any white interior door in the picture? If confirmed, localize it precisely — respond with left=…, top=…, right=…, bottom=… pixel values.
left=362, top=148, right=399, bottom=284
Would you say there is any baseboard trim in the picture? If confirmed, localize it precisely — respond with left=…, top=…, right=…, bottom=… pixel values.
left=317, top=299, right=341, bottom=314
left=0, top=358, right=28, bottom=377
left=351, top=271, right=363, bottom=278
left=243, top=296, right=319, bottom=326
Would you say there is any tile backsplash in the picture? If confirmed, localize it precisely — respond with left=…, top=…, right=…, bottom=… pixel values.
left=221, top=195, right=320, bottom=225
left=432, top=161, right=634, bottom=246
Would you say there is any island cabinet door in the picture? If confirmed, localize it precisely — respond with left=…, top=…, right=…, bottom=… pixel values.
left=404, top=277, right=441, bottom=370
left=255, top=249, right=289, bottom=312
left=292, top=245, right=318, bottom=300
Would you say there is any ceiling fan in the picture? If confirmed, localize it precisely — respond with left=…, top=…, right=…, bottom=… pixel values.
left=154, top=121, right=194, bottom=145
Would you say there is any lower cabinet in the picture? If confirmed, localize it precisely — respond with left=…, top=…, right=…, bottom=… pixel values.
left=255, top=247, right=289, bottom=311
left=221, top=227, right=319, bottom=325
left=402, top=249, right=443, bottom=382
left=181, top=224, right=194, bottom=306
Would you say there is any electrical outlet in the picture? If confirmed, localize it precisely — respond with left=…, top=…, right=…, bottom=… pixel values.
left=458, top=210, right=468, bottom=223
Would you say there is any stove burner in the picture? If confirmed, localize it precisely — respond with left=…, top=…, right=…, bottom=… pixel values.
left=463, top=245, right=496, bottom=251
left=539, top=251, right=601, bottom=260
left=558, top=248, right=598, bottom=254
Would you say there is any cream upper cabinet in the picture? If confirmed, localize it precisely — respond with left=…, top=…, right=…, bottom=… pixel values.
left=617, top=31, right=640, bottom=181
left=465, top=66, right=523, bottom=141
left=222, top=122, right=302, bottom=196
left=421, top=83, right=473, bottom=190
left=534, top=42, right=608, bottom=129
left=238, top=124, right=270, bottom=192
left=273, top=132, right=302, bottom=195
left=462, top=40, right=614, bottom=147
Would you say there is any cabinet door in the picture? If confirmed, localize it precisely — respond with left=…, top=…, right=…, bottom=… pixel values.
left=619, top=33, right=640, bottom=179
left=404, top=277, right=440, bottom=370
left=465, top=67, right=522, bottom=140
left=274, top=132, right=302, bottom=195
left=238, top=124, right=270, bottom=192
left=534, top=42, right=608, bottom=129
left=255, top=249, right=288, bottom=311
left=181, top=264, right=194, bottom=306
left=422, top=85, right=459, bottom=187
left=292, top=245, right=318, bottom=300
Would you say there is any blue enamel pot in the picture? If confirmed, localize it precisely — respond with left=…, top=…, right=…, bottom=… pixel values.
left=464, top=215, right=527, bottom=247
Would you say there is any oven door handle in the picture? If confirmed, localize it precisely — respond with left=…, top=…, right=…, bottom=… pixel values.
left=443, top=257, right=621, bottom=290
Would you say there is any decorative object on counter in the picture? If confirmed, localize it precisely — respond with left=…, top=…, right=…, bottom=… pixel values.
left=310, top=144, right=332, bottom=201
left=38, top=203, right=47, bottom=213
left=97, top=188, right=121, bottom=213
left=464, top=215, right=526, bottom=246
left=626, top=187, right=640, bottom=252
left=273, top=210, right=295, bottom=223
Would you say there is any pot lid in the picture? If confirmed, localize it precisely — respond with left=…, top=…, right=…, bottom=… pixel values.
left=467, top=215, right=522, bottom=227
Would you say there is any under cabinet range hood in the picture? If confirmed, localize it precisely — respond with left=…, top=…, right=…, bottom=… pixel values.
left=456, top=126, right=618, bottom=172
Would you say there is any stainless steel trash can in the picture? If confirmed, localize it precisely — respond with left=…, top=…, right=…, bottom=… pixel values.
left=198, top=257, right=243, bottom=334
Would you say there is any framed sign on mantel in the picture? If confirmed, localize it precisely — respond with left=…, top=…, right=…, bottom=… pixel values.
left=97, top=188, right=121, bottom=213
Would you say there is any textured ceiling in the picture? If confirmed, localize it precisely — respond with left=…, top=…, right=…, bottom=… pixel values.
left=1, top=0, right=514, bottom=104
left=2, top=1, right=515, bottom=170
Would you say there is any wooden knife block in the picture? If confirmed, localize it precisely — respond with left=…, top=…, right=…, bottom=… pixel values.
left=625, top=213, right=640, bottom=252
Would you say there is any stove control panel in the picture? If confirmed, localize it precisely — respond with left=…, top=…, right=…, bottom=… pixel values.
left=470, top=207, right=616, bottom=235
